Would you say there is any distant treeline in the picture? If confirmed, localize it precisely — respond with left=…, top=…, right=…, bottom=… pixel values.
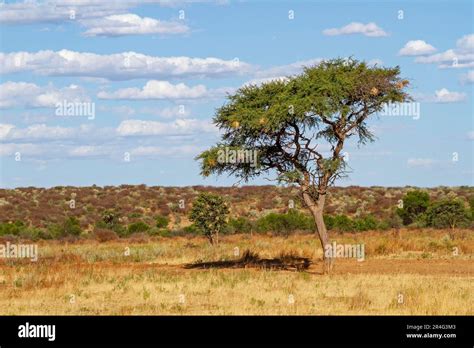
left=1, top=190, right=472, bottom=241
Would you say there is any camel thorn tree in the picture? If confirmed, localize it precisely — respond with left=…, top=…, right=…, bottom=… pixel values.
left=196, top=58, right=410, bottom=272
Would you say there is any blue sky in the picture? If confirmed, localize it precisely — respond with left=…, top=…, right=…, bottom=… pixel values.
left=0, top=0, right=472, bottom=188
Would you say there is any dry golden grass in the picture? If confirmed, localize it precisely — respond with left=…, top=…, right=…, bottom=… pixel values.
left=0, top=229, right=472, bottom=315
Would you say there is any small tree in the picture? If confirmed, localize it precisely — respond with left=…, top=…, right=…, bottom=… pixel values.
left=62, top=217, right=82, bottom=237
left=425, top=199, right=470, bottom=238
left=397, top=190, right=430, bottom=225
left=196, top=58, right=410, bottom=270
left=189, top=193, right=229, bottom=245
left=155, top=215, right=169, bottom=229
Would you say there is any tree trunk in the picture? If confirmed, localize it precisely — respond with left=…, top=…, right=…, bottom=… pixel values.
left=208, top=233, right=214, bottom=245
left=303, top=192, right=333, bottom=273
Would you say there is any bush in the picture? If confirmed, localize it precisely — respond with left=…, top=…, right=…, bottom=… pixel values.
left=353, top=215, right=378, bottom=231
left=62, top=217, right=82, bottom=237
left=127, top=221, right=150, bottom=235
left=255, top=210, right=313, bottom=235
left=226, top=217, right=254, bottom=234
left=425, top=199, right=470, bottom=229
left=189, top=192, right=229, bottom=244
left=469, top=196, right=474, bottom=220
left=397, top=190, right=430, bottom=225
left=155, top=215, right=169, bottom=229
left=182, top=224, right=202, bottom=235
left=330, top=215, right=354, bottom=232
left=0, top=221, right=26, bottom=236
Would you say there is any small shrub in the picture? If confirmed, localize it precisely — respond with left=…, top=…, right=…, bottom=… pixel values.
left=0, top=221, right=25, bottom=236
left=226, top=217, right=254, bottom=234
left=425, top=199, right=470, bottom=229
left=396, top=190, right=430, bottom=225
left=155, top=215, right=169, bottom=229
left=331, top=215, right=354, bottom=232
left=127, top=221, right=150, bottom=235
left=189, top=193, right=229, bottom=245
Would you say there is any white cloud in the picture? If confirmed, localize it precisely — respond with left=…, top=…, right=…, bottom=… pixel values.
left=255, top=58, right=323, bottom=79
left=0, top=124, right=16, bottom=139
left=460, top=70, right=474, bottom=84
left=0, top=143, right=46, bottom=156
left=68, top=146, right=108, bottom=157
left=0, top=50, right=252, bottom=80
left=0, top=81, right=90, bottom=109
left=98, top=80, right=208, bottom=100
left=81, top=13, right=189, bottom=37
left=0, top=1, right=132, bottom=24
left=407, top=158, right=436, bottom=168
left=116, top=118, right=217, bottom=136
left=98, top=105, right=137, bottom=116
left=322, top=22, right=388, bottom=37
left=399, top=40, right=436, bottom=56
left=456, top=34, right=474, bottom=52
left=130, top=145, right=202, bottom=157
left=415, top=34, right=474, bottom=68
left=433, top=88, right=466, bottom=103
left=468, top=131, right=474, bottom=140
left=146, top=105, right=191, bottom=118
left=0, top=123, right=77, bottom=141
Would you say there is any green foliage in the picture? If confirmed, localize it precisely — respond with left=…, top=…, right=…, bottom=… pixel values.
left=151, top=228, right=172, bottom=237
left=197, top=58, right=410, bottom=186
left=0, top=221, right=26, bottom=236
left=324, top=214, right=353, bottom=232
left=226, top=217, right=253, bottom=234
left=62, top=217, right=82, bottom=237
left=45, top=217, right=82, bottom=238
left=469, top=196, right=474, bottom=220
left=182, top=224, right=202, bottom=235
left=255, top=210, right=314, bottom=235
left=325, top=214, right=384, bottom=232
left=397, top=190, right=430, bottom=225
left=189, top=193, right=230, bottom=244
left=353, top=215, right=378, bottom=231
left=127, top=221, right=150, bottom=235
left=424, top=199, right=470, bottom=229
left=155, top=215, right=169, bottom=229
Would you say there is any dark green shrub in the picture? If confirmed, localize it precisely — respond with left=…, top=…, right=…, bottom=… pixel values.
left=353, top=215, right=378, bottom=231
left=255, top=210, right=313, bottom=235
left=189, top=193, right=229, bottom=244
left=331, top=215, right=354, bottom=232
left=396, top=190, right=430, bottom=225
left=425, top=199, right=470, bottom=229
left=127, top=221, right=150, bottom=235
left=225, top=217, right=252, bottom=234
left=0, top=221, right=25, bottom=236
left=155, top=215, right=169, bottom=229
left=183, top=224, right=202, bottom=235
left=62, top=217, right=82, bottom=236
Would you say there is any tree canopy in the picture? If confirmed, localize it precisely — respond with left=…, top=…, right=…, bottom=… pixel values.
left=197, top=58, right=410, bottom=202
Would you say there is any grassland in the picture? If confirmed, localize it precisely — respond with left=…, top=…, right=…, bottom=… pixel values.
left=0, top=229, right=472, bottom=315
